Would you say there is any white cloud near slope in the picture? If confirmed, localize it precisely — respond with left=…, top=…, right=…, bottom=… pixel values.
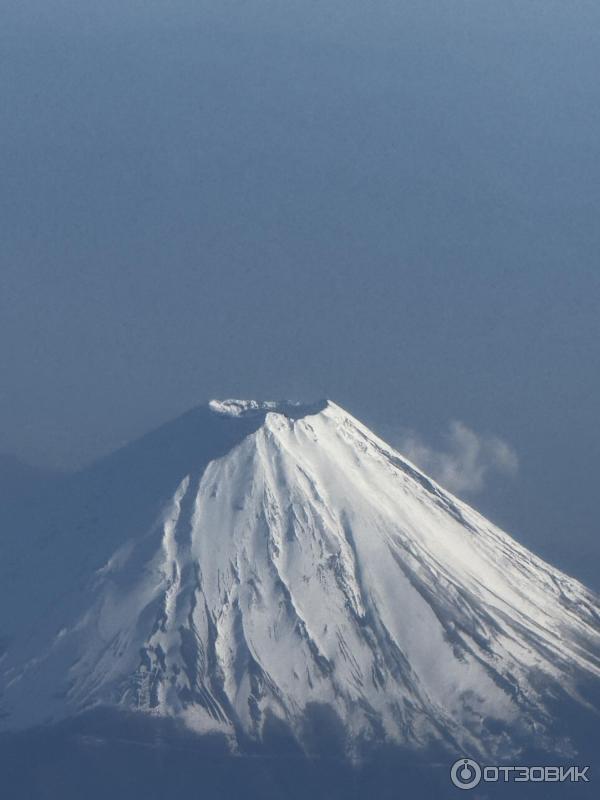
left=395, top=421, right=518, bottom=496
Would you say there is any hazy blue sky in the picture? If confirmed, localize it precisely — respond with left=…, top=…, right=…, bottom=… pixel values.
left=1, top=1, right=599, bottom=586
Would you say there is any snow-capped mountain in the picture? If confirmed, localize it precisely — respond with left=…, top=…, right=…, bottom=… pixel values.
left=1, top=400, right=599, bottom=760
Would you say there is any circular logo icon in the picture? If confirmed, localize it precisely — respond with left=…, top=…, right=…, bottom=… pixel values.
left=450, top=758, right=482, bottom=790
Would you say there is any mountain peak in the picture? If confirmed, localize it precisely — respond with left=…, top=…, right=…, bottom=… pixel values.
left=207, top=398, right=329, bottom=420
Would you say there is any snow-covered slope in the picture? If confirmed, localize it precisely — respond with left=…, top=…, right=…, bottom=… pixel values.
left=1, top=400, right=599, bottom=759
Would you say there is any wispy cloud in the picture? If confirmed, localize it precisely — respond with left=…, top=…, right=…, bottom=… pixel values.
left=392, top=421, right=519, bottom=496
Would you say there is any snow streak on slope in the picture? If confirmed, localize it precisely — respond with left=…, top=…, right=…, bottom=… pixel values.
left=0, top=401, right=599, bottom=759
